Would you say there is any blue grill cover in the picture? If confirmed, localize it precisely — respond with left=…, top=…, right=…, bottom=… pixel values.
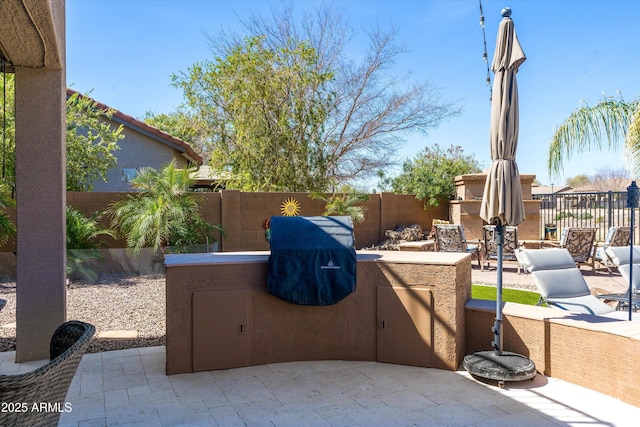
left=268, top=216, right=356, bottom=305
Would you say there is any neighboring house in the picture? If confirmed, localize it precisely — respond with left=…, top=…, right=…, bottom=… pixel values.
left=191, top=165, right=228, bottom=191
left=530, top=184, right=572, bottom=197
left=531, top=184, right=573, bottom=210
left=570, top=178, right=630, bottom=193
left=67, top=89, right=203, bottom=191
left=533, top=181, right=631, bottom=211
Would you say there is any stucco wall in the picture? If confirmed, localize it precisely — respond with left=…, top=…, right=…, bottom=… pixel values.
left=90, top=118, right=189, bottom=192
left=165, top=251, right=471, bottom=375
left=466, top=299, right=640, bottom=408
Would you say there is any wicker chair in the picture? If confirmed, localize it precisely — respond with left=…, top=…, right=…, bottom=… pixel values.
left=433, top=224, right=480, bottom=267
left=479, top=225, right=519, bottom=272
left=557, top=227, right=597, bottom=270
left=0, top=320, right=95, bottom=427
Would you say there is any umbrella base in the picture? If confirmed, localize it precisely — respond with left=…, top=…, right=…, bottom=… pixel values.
left=463, top=351, right=536, bottom=387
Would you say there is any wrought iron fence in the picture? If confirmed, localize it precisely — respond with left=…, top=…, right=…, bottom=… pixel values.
left=533, top=191, right=639, bottom=242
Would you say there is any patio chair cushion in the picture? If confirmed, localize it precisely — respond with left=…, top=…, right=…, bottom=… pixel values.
left=605, top=246, right=640, bottom=293
left=516, top=248, right=621, bottom=316
left=516, top=248, right=576, bottom=273
left=545, top=294, right=618, bottom=315
left=517, top=248, right=589, bottom=298
left=532, top=268, right=592, bottom=299
left=603, top=245, right=640, bottom=266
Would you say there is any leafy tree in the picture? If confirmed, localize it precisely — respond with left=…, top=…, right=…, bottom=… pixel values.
left=66, top=91, right=124, bottom=191
left=375, top=170, right=393, bottom=193
left=0, top=75, right=124, bottom=191
left=565, top=174, right=591, bottom=188
left=311, top=185, right=370, bottom=224
left=107, top=160, right=222, bottom=255
left=548, top=94, right=640, bottom=179
left=143, top=108, right=209, bottom=159
left=172, top=2, right=460, bottom=191
left=174, top=35, right=333, bottom=191
left=391, top=144, right=482, bottom=207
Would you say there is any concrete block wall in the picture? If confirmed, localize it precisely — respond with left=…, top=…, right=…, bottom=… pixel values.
left=0, top=191, right=447, bottom=254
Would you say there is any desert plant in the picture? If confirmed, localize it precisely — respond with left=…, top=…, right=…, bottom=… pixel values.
left=66, top=207, right=115, bottom=250
left=66, top=206, right=115, bottom=280
left=108, top=160, right=223, bottom=255
left=0, top=185, right=15, bottom=247
left=554, top=211, right=574, bottom=220
left=311, top=186, right=369, bottom=224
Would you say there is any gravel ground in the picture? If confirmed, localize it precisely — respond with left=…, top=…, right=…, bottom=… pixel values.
left=0, top=274, right=165, bottom=354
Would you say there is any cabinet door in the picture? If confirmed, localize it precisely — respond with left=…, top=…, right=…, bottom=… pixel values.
left=192, top=289, right=250, bottom=371
left=377, top=286, right=433, bottom=367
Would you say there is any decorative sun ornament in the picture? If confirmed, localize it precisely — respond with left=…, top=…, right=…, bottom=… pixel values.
left=280, top=197, right=301, bottom=216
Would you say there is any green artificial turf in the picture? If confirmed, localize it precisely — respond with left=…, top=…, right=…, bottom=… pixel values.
left=472, top=284, right=540, bottom=306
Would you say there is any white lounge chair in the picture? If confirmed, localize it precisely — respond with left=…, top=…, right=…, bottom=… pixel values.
left=592, top=226, right=631, bottom=273
left=515, top=248, right=635, bottom=320
left=600, top=245, right=640, bottom=310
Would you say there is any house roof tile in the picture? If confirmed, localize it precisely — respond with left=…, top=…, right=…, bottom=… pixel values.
left=66, top=88, right=203, bottom=164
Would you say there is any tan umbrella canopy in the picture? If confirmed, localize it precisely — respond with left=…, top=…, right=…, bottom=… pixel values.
left=480, top=8, right=526, bottom=226
left=463, top=7, right=535, bottom=385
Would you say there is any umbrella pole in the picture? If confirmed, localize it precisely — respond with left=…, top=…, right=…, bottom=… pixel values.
left=492, top=224, right=504, bottom=356
left=462, top=221, right=535, bottom=387
left=630, top=211, right=634, bottom=321
left=627, top=181, right=639, bottom=320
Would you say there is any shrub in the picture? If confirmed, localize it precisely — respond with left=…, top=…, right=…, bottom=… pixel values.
left=66, top=206, right=115, bottom=280
left=108, top=160, right=223, bottom=255
left=554, top=211, right=574, bottom=220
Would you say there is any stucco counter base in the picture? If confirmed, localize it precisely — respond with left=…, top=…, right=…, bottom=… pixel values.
left=165, top=250, right=471, bottom=375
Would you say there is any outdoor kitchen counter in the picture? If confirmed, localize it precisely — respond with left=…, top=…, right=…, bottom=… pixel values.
left=165, top=250, right=471, bottom=375
left=164, top=250, right=467, bottom=266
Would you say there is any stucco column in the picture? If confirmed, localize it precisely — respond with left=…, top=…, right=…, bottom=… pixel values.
left=14, top=72, right=66, bottom=358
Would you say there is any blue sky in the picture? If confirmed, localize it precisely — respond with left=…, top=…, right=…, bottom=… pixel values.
left=67, top=0, right=640, bottom=188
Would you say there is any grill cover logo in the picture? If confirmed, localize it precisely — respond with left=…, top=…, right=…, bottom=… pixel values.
left=321, top=259, right=341, bottom=270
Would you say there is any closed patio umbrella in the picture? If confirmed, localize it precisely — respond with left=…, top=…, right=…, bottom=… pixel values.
left=480, top=8, right=525, bottom=227
left=464, top=7, right=535, bottom=386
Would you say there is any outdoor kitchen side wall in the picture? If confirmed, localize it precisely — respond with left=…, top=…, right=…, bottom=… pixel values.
left=165, top=251, right=470, bottom=375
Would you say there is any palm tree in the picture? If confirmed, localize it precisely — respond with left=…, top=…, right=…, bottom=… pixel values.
left=311, top=186, right=369, bottom=224
left=108, top=160, right=222, bottom=255
left=66, top=206, right=115, bottom=280
left=66, top=207, right=115, bottom=250
left=547, top=95, right=640, bottom=179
